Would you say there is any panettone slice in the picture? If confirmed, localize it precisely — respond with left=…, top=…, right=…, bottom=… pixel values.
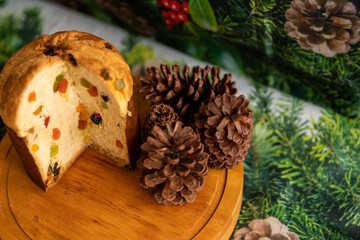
left=0, top=31, right=139, bottom=191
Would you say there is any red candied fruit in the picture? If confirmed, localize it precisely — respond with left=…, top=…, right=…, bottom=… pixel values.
left=44, top=117, right=50, bottom=128
left=52, top=128, right=61, bottom=140
left=78, top=120, right=87, bottom=130
left=116, top=140, right=124, bottom=149
left=58, top=79, right=68, bottom=93
left=87, top=86, right=98, bottom=97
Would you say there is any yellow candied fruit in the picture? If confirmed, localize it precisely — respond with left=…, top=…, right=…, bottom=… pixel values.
left=50, top=144, right=59, bottom=158
left=31, top=144, right=39, bottom=152
left=83, top=135, right=91, bottom=144
left=33, top=106, right=42, bottom=115
left=76, top=103, right=85, bottom=113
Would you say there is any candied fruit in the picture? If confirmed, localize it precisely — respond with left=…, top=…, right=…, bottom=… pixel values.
left=76, top=103, right=85, bottom=112
left=50, top=144, right=59, bottom=158
left=31, top=144, right=39, bottom=152
left=90, top=113, right=102, bottom=125
left=78, top=120, right=87, bottom=130
left=28, top=91, right=36, bottom=102
left=87, top=86, right=98, bottom=97
left=83, top=135, right=91, bottom=144
left=53, top=82, right=59, bottom=92
left=101, top=101, right=108, bottom=109
left=116, top=140, right=124, bottom=149
left=79, top=112, right=89, bottom=121
left=101, top=95, right=109, bottom=102
left=115, top=79, right=125, bottom=90
left=58, top=79, right=68, bottom=93
left=52, top=128, right=61, bottom=140
left=33, top=106, right=42, bottom=115
left=56, top=74, right=64, bottom=82
left=80, top=78, right=91, bottom=88
left=44, top=116, right=50, bottom=128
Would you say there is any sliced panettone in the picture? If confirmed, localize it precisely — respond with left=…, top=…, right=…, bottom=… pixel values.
left=0, top=31, right=139, bottom=191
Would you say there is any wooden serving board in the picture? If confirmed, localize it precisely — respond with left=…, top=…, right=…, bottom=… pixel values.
left=0, top=78, right=243, bottom=240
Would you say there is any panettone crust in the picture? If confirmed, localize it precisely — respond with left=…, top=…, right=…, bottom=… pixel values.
left=0, top=30, right=133, bottom=130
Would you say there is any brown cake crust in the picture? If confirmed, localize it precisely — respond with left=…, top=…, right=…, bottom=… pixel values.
left=0, top=30, right=133, bottom=131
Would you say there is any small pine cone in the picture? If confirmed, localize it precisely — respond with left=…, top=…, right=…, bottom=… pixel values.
left=195, top=93, right=253, bottom=169
left=138, top=121, right=209, bottom=205
left=285, top=0, right=360, bottom=57
left=140, top=64, right=237, bottom=122
left=233, top=217, right=300, bottom=240
left=143, top=104, right=179, bottom=139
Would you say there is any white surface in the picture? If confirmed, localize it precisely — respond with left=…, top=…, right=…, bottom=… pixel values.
left=1, top=0, right=323, bottom=122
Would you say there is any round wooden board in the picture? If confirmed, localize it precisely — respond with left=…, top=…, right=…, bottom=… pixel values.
left=0, top=78, right=243, bottom=240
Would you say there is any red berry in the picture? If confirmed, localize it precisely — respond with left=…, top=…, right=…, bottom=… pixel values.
left=165, top=19, right=174, bottom=28
left=170, top=1, right=180, bottom=11
left=58, top=79, right=68, bottom=93
left=161, top=10, right=169, bottom=18
left=182, top=2, right=189, bottom=13
left=162, top=0, right=170, bottom=8
left=177, top=12, right=188, bottom=23
left=157, top=0, right=162, bottom=8
left=168, top=11, right=176, bottom=21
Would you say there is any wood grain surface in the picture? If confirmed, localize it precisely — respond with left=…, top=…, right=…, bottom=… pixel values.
left=0, top=77, right=243, bottom=240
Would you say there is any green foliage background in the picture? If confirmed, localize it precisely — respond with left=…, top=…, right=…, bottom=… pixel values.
left=231, top=88, right=360, bottom=239
left=0, top=6, right=42, bottom=70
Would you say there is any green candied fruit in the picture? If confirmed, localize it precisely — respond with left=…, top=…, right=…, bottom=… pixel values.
left=115, top=78, right=125, bottom=90
left=80, top=78, right=91, bottom=88
left=53, top=82, right=59, bottom=92
left=50, top=144, right=59, bottom=158
left=101, top=101, right=108, bottom=109
left=56, top=73, right=64, bottom=82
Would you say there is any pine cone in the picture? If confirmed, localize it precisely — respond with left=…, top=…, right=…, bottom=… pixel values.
left=138, top=121, right=209, bottom=205
left=140, top=64, right=237, bottom=122
left=285, top=0, right=360, bottom=57
left=233, top=217, right=300, bottom=240
left=143, top=104, right=179, bottom=138
left=194, top=93, right=253, bottom=169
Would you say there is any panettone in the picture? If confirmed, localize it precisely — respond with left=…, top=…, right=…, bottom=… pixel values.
left=0, top=31, right=139, bottom=191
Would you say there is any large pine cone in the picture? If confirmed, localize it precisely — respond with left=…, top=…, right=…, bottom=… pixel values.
left=233, top=217, right=299, bottom=240
left=140, top=64, right=237, bottom=122
left=143, top=104, right=179, bottom=139
left=138, top=121, right=209, bottom=205
left=194, top=93, right=253, bottom=169
left=285, top=0, right=360, bottom=57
